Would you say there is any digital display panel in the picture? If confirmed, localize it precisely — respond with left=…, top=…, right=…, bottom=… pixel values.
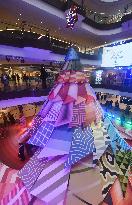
left=102, top=42, right=132, bottom=67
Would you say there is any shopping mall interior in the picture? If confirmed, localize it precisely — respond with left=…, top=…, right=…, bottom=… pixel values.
left=0, top=0, right=132, bottom=205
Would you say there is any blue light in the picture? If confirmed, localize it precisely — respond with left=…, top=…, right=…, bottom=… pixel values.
left=107, top=113, right=112, bottom=118
left=116, top=117, right=121, bottom=121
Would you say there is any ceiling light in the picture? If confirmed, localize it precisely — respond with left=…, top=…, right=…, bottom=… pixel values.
left=20, top=13, right=22, bottom=16
left=7, top=28, right=15, bottom=30
left=41, top=21, right=43, bottom=24
left=38, top=35, right=43, bottom=39
left=18, top=18, right=20, bottom=21
left=16, top=22, right=18, bottom=25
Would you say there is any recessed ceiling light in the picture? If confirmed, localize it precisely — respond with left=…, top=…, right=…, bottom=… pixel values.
left=41, top=21, right=43, bottom=24
left=18, top=18, right=20, bottom=21
left=20, top=13, right=22, bottom=16
left=16, top=22, right=18, bottom=25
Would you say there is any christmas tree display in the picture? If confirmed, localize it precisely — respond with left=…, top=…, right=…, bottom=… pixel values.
left=0, top=48, right=131, bottom=205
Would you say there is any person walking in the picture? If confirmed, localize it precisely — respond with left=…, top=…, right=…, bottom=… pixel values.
left=40, top=66, right=48, bottom=89
left=8, top=112, right=15, bottom=125
left=12, top=74, right=17, bottom=87
left=16, top=74, right=20, bottom=85
left=2, top=113, right=8, bottom=127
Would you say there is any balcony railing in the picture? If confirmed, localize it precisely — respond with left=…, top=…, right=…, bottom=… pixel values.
left=91, top=82, right=132, bottom=94
left=42, top=0, right=132, bottom=25
left=0, top=30, right=100, bottom=60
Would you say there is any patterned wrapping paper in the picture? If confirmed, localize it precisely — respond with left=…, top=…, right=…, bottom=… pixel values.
left=95, top=101, right=104, bottom=122
left=64, top=83, right=78, bottom=104
left=115, top=146, right=132, bottom=196
left=78, top=83, right=88, bottom=99
left=27, top=121, right=55, bottom=148
left=43, top=101, right=63, bottom=122
left=85, top=83, right=96, bottom=99
left=55, top=103, right=73, bottom=127
left=18, top=149, right=49, bottom=191
left=65, top=126, right=95, bottom=168
left=85, top=102, right=98, bottom=125
left=70, top=102, right=86, bottom=127
left=30, top=155, right=71, bottom=205
left=39, top=101, right=53, bottom=118
left=57, top=83, right=70, bottom=102
left=91, top=121, right=110, bottom=165
left=75, top=96, right=86, bottom=105
left=98, top=146, right=121, bottom=198
left=37, top=125, right=73, bottom=158
left=104, top=118, right=131, bottom=154
left=28, top=116, right=44, bottom=138
left=48, top=83, right=62, bottom=100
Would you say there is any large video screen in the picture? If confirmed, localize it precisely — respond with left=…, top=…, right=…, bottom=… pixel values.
left=101, top=42, right=132, bottom=67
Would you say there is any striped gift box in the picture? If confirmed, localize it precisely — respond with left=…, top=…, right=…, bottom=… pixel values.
left=30, top=155, right=70, bottom=205
left=0, top=180, right=32, bottom=205
left=0, top=163, right=19, bottom=200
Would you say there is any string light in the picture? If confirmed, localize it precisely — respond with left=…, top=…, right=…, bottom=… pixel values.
left=0, top=24, right=85, bottom=54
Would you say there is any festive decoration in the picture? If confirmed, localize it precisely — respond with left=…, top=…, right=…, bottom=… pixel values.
left=66, top=5, right=78, bottom=29
left=0, top=48, right=131, bottom=204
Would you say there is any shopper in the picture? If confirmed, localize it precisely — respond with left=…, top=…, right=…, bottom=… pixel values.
left=1, top=73, right=9, bottom=91
left=16, top=74, right=20, bottom=84
left=12, top=74, right=16, bottom=86
left=115, top=100, right=119, bottom=111
left=8, top=112, right=15, bottom=125
left=40, top=66, right=48, bottom=89
left=2, top=113, right=8, bottom=127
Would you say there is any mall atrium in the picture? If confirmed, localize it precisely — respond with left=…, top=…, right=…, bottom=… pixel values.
left=0, top=0, right=132, bottom=205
